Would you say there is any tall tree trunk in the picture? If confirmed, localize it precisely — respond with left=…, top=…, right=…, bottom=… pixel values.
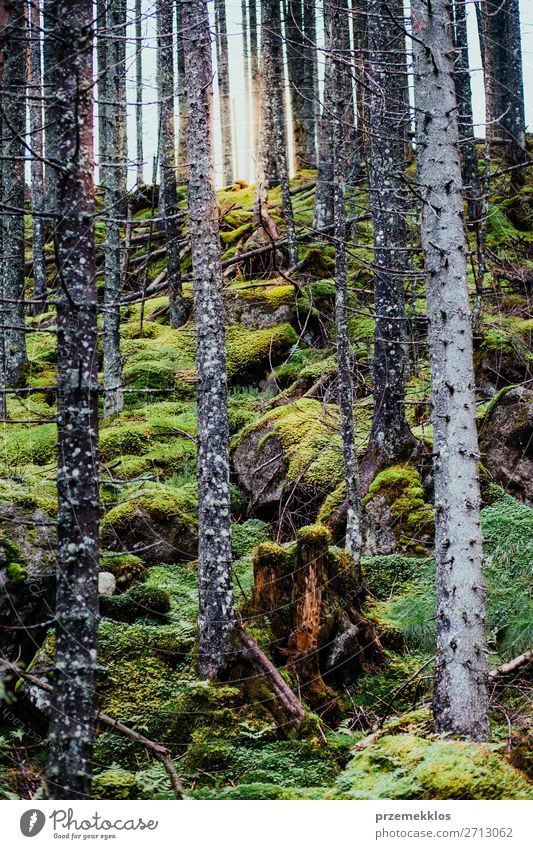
left=285, top=0, right=316, bottom=170
left=42, top=0, right=57, bottom=214
left=101, top=0, right=125, bottom=418
left=452, top=0, right=482, bottom=224
left=0, top=0, right=28, bottom=386
left=0, top=105, right=5, bottom=420
left=241, top=0, right=251, bottom=181
left=351, top=0, right=368, bottom=158
left=331, top=5, right=362, bottom=563
left=182, top=0, right=236, bottom=680
left=44, top=0, right=100, bottom=797
left=175, top=0, right=188, bottom=184
left=158, top=0, right=186, bottom=328
left=253, top=0, right=296, bottom=261
left=362, top=0, right=416, bottom=486
left=248, top=0, right=261, bottom=171
left=214, top=0, right=233, bottom=186
left=476, top=0, right=527, bottom=185
left=26, top=0, right=47, bottom=311
left=303, top=0, right=319, bottom=163
left=313, top=0, right=335, bottom=230
left=135, top=0, right=144, bottom=185
left=412, top=0, right=490, bottom=742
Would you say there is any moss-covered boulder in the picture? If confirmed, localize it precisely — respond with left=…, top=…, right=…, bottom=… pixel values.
left=361, top=465, right=434, bottom=556
left=92, top=769, right=139, bottom=800
left=101, top=484, right=198, bottom=565
left=334, top=734, right=533, bottom=799
left=224, top=280, right=295, bottom=331
left=231, top=400, right=345, bottom=530
left=479, top=386, right=533, bottom=504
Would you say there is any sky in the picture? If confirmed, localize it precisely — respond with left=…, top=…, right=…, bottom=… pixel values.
left=119, top=0, right=533, bottom=188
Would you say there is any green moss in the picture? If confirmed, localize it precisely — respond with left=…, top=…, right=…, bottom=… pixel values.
left=227, top=389, right=261, bottom=433
left=232, top=519, right=272, bottom=559
left=92, top=769, right=138, bottom=800
left=100, top=553, right=146, bottom=591
left=0, top=423, right=57, bottom=466
left=363, top=464, right=434, bottom=550
left=334, top=734, right=533, bottom=799
left=0, top=537, right=22, bottom=563
left=235, top=399, right=345, bottom=496
left=101, top=484, right=197, bottom=533
left=297, top=523, right=331, bottom=546
left=6, top=562, right=28, bottom=584
left=99, top=422, right=155, bottom=462
left=362, top=554, right=431, bottom=600
left=100, top=584, right=171, bottom=623
left=226, top=323, right=298, bottom=381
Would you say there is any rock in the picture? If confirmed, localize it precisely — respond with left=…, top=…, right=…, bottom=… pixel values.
left=479, top=386, right=533, bottom=505
left=0, top=504, right=56, bottom=663
left=224, top=282, right=293, bottom=331
left=100, top=486, right=198, bottom=565
left=98, top=572, right=116, bottom=597
left=231, top=399, right=345, bottom=534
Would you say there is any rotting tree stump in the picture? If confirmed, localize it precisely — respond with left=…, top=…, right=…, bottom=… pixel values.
left=248, top=524, right=383, bottom=704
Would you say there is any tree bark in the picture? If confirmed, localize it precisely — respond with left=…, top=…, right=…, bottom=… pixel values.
left=0, top=0, right=28, bottom=386
left=303, top=0, right=319, bottom=162
left=182, top=0, right=236, bottom=680
left=214, top=0, right=233, bottom=186
left=362, top=0, right=417, bottom=486
left=26, top=0, right=47, bottom=311
left=44, top=0, right=100, bottom=798
left=412, top=0, right=490, bottom=742
left=158, top=0, right=186, bottom=328
left=332, top=3, right=362, bottom=562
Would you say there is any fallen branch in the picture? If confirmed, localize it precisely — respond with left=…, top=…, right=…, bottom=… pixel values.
left=489, top=650, right=533, bottom=680
left=238, top=626, right=306, bottom=722
left=0, top=659, right=184, bottom=799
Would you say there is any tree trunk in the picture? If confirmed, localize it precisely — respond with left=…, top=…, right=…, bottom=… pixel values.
left=1, top=0, right=28, bottom=386
left=182, top=0, right=236, bottom=680
left=361, top=0, right=416, bottom=487
left=285, top=0, right=316, bottom=170
left=214, top=0, right=233, bottom=186
left=303, top=0, right=320, bottom=163
left=253, top=0, right=296, bottom=266
left=351, top=0, right=368, bottom=158
left=100, top=0, right=125, bottom=418
left=135, top=0, right=144, bottom=185
left=452, top=0, right=482, bottom=223
left=412, top=0, right=490, bottom=742
left=476, top=0, right=527, bottom=185
left=248, top=0, right=261, bottom=170
left=313, top=0, right=335, bottom=230
left=44, top=0, right=100, bottom=798
left=0, top=105, right=5, bottom=420
left=26, top=0, right=47, bottom=312
left=241, top=0, right=251, bottom=181
left=42, top=0, right=57, bottom=214
left=158, top=0, right=186, bottom=328
left=175, top=0, right=188, bottom=185
left=331, top=5, right=362, bottom=563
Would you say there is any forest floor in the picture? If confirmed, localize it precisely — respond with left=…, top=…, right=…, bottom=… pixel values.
left=0, top=158, right=532, bottom=800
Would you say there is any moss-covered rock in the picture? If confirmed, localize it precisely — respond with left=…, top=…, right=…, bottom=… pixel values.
left=100, top=553, right=146, bottom=591
left=362, top=465, right=434, bottom=555
left=92, top=769, right=138, bottom=800
left=101, top=484, right=198, bottom=564
left=334, top=734, right=533, bottom=799
left=100, top=583, right=170, bottom=623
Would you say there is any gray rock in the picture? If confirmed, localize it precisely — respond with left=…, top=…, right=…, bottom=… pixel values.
left=98, top=572, right=116, bottom=596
